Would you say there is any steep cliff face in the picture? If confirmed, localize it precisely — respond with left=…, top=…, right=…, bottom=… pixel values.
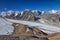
left=20, top=10, right=34, bottom=21
left=40, top=13, right=59, bottom=25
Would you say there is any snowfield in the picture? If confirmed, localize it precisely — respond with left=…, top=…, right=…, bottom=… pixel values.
left=0, top=17, right=14, bottom=35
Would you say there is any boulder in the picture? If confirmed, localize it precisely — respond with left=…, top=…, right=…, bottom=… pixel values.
left=26, top=27, right=33, bottom=34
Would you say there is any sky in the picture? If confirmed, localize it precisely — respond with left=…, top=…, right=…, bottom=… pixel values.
left=0, top=0, right=60, bottom=11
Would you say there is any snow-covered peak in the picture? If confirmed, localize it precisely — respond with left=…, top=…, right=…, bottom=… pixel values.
left=48, top=10, right=58, bottom=14
left=32, top=10, right=42, bottom=16
left=14, top=11, right=19, bottom=16
left=21, top=11, right=24, bottom=15
left=7, top=10, right=14, bottom=16
left=51, top=10, right=57, bottom=13
left=41, top=11, right=45, bottom=15
left=24, top=9, right=30, bottom=11
left=32, top=10, right=38, bottom=13
left=42, top=11, right=44, bottom=13
left=7, top=10, right=14, bottom=13
left=1, top=11, right=6, bottom=14
left=1, top=11, right=7, bottom=17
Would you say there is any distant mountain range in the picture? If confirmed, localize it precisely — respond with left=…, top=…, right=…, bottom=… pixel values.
left=0, top=9, right=60, bottom=16
left=0, top=9, right=60, bottom=22
left=0, top=9, right=42, bottom=21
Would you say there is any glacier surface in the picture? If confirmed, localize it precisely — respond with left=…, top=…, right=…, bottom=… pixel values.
left=0, top=18, right=14, bottom=35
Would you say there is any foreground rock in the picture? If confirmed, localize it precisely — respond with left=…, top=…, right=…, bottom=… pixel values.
left=12, top=23, right=48, bottom=40
left=48, top=33, right=60, bottom=40
left=12, top=23, right=48, bottom=36
left=0, top=35, right=48, bottom=40
left=12, top=23, right=27, bottom=34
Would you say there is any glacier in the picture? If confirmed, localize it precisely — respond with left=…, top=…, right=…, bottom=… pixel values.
left=0, top=17, right=14, bottom=35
